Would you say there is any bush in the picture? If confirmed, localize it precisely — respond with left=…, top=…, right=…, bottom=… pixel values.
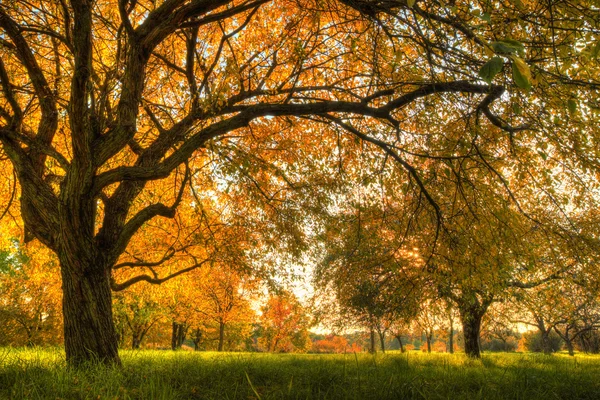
left=519, top=331, right=562, bottom=353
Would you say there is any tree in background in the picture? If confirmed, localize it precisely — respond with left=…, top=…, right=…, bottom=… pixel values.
left=0, top=242, right=62, bottom=346
left=113, top=284, right=163, bottom=349
left=258, top=291, right=311, bottom=353
left=188, top=265, right=257, bottom=351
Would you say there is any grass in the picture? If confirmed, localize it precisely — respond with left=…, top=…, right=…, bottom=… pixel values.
left=1, top=348, right=600, bottom=399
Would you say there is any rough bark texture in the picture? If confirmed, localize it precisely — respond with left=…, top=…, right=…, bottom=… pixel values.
left=60, top=255, right=120, bottom=366
left=459, top=306, right=485, bottom=358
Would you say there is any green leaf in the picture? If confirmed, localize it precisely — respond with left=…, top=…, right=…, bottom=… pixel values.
left=591, top=41, right=600, bottom=59
left=491, top=40, right=525, bottom=56
left=567, top=98, right=577, bottom=114
left=512, top=102, right=522, bottom=115
left=478, top=57, right=504, bottom=84
left=511, top=0, right=525, bottom=10
left=481, top=13, right=491, bottom=23
left=407, top=0, right=416, bottom=7
left=511, top=56, right=532, bottom=90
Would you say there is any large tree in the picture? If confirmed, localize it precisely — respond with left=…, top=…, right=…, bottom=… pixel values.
left=0, top=0, right=598, bottom=365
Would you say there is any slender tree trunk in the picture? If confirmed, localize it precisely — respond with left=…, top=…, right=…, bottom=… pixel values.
left=426, top=332, right=432, bottom=353
left=369, top=328, right=376, bottom=354
left=192, top=328, right=202, bottom=351
left=565, top=337, right=574, bottom=356
left=171, top=322, right=187, bottom=350
left=171, top=322, right=178, bottom=350
left=378, top=330, right=386, bottom=353
left=60, top=255, right=120, bottom=366
left=218, top=321, right=225, bottom=352
left=396, top=335, right=405, bottom=353
left=132, top=331, right=142, bottom=349
left=448, top=318, right=454, bottom=354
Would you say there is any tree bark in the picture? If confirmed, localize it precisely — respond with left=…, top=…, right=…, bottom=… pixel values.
left=565, top=337, right=574, bottom=356
left=171, top=321, right=187, bottom=350
left=396, top=335, right=404, bottom=353
left=541, top=330, right=552, bottom=354
left=369, top=328, right=376, bottom=354
left=60, top=256, right=120, bottom=366
left=425, top=331, right=432, bottom=353
left=192, top=328, right=202, bottom=351
left=448, top=317, right=454, bottom=354
left=218, top=321, right=225, bottom=352
left=459, top=305, right=485, bottom=358
left=378, top=330, right=386, bottom=353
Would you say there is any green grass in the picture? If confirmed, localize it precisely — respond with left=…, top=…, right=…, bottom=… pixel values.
left=1, top=349, right=600, bottom=399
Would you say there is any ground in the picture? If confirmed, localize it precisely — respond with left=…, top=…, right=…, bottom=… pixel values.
left=1, top=349, right=600, bottom=399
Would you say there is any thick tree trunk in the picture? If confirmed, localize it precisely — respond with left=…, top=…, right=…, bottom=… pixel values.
left=218, top=321, right=225, bottom=352
left=541, top=330, right=552, bottom=354
left=460, top=306, right=484, bottom=358
left=60, top=257, right=120, bottom=366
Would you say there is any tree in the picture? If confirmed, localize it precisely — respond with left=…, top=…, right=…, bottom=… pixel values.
left=189, top=265, right=256, bottom=351
left=314, top=201, right=423, bottom=353
left=113, top=284, right=163, bottom=349
left=258, top=291, right=311, bottom=353
left=1, top=0, right=598, bottom=365
left=0, top=242, right=62, bottom=346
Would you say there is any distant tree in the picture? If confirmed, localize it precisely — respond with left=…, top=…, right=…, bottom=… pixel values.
left=113, top=284, right=163, bottom=349
left=258, top=291, right=311, bottom=353
left=0, top=242, right=62, bottom=346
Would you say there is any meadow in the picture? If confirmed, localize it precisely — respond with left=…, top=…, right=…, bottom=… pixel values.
left=1, top=349, right=600, bottom=399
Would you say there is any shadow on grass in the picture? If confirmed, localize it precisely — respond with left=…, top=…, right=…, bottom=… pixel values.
left=1, top=349, right=600, bottom=399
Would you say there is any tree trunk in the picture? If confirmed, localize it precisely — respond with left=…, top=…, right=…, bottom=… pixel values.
left=541, top=330, right=552, bottom=354
left=369, top=328, right=376, bottom=354
left=565, top=337, right=574, bottom=356
left=448, top=318, right=454, bottom=354
left=171, top=322, right=187, bottom=350
left=60, top=256, right=120, bottom=366
left=378, top=330, right=386, bottom=353
left=218, top=321, right=225, bottom=352
left=426, top=332, right=432, bottom=353
left=192, top=328, right=202, bottom=351
left=132, top=324, right=149, bottom=350
left=459, top=305, right=484, bottom=358
left=396, top=335, right=404, bottom=353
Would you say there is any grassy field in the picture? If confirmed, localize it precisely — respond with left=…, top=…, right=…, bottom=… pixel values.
left=1, top=349, right=600, bottom=399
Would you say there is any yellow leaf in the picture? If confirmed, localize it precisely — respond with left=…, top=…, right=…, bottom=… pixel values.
left=510, top=55, right=531, bottom=82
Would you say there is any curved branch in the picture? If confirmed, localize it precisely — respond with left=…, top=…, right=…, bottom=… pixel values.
left=111, top=259, right=210, bottom=291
